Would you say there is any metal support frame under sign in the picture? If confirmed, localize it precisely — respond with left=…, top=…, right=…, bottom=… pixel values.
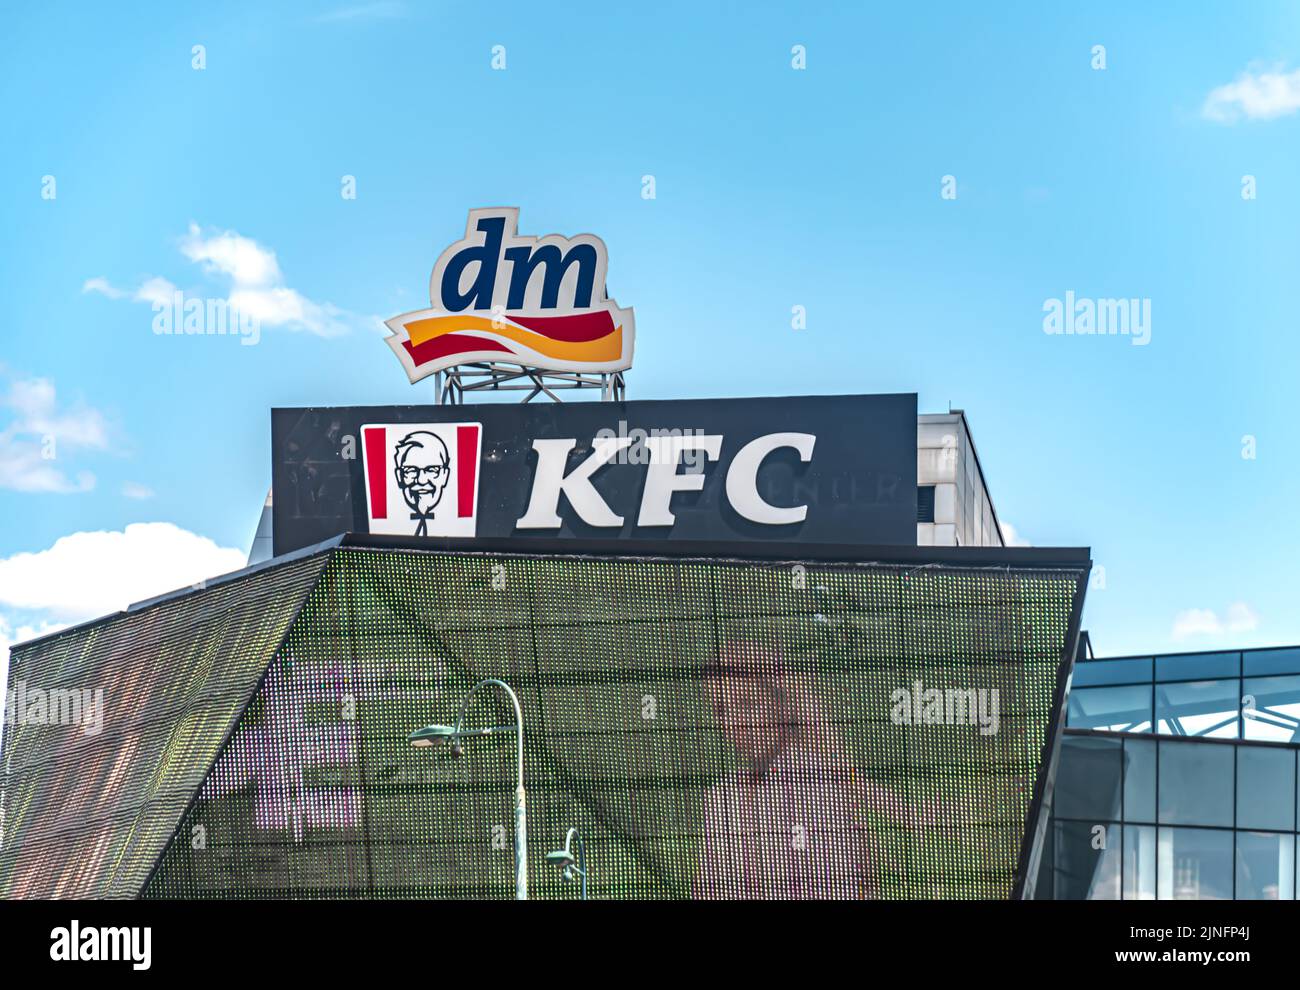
left=434, top=362, right=626, bottom=404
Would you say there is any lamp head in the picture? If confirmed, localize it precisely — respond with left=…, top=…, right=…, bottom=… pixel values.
left=545, top=849, right=576, bottom=868
left=546, top=848, right=578, bottom=882
left=408, top=724, right=458, bottom=750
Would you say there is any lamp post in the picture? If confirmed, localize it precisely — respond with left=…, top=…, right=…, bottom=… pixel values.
left=545, top=826, right=588, bottom=900
left=409, top=678, right=528, bottom=900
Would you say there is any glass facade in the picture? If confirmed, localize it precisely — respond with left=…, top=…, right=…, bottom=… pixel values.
left=1046, top=734, right=1300, bottom=899
left=1068, top=646, right=1300, bottom=742
left=1046, top=642, right=1300, bottom=900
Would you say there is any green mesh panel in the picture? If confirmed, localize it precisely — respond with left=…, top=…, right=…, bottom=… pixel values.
left=143, top=547, right=1082, bottom=900
left=0, top=553, right=330, bottom=898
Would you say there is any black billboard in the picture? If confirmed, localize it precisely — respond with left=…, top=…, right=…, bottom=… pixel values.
left=270, top=393, right=917, bottom=556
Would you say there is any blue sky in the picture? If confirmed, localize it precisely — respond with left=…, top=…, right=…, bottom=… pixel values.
left=1, top=0, right=1299, bottom=677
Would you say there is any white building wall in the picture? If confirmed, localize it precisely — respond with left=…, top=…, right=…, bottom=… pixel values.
left=916, top=412, right=1004, bottom=547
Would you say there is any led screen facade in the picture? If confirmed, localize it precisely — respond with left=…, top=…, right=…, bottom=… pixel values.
left=0, top=554, right=330, bottom=898
left=128, top=544, right=1085, bottom=900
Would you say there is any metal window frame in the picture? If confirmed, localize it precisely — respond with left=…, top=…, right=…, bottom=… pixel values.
left=1053, top=727, right=1300, bottom=900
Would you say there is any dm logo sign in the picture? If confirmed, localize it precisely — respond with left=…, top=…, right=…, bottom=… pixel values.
left=384, top=207, right=636, bottom=382
left=361, top=423, right=483, bottom=537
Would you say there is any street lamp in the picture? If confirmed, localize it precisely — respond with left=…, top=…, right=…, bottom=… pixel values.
left=545, top=826, right=587, bottom=900
left=408, top=678, right=528, bottom=900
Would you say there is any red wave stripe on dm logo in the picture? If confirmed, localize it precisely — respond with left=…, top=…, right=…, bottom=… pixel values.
left=505, top=311, right=616, bottom=342
left=401, top=311, right=619, bottom=368
left=403, top=333, right=513, bottom=366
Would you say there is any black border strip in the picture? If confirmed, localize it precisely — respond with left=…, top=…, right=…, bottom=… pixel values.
left=1009, top=563, right=1091, bottom=900
left=341, top=532, right=1092, bottom=568
left=8, top=534, right=1092, bottom=654
left=9, top=536, right=345, bottom=652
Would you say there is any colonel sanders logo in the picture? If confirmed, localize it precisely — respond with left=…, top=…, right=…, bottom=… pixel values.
left=361, top=422, right=482, bottom=538
left=394, top=431, right=450, bottom=536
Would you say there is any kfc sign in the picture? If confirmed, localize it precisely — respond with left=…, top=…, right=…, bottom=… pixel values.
left=272, top=394, right=918, bottom=555
left=515, top=432, right=816, bottom=531
left=358, top=425, right=816, bottom=539
left=384, top=208, right=636, bottom=383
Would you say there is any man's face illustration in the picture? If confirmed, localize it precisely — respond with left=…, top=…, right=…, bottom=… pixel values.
left=395, top=432, right=450, bottom=518
left=711, top=672, right=782, bottom=765
left=709, top=644, right=793, bottom=777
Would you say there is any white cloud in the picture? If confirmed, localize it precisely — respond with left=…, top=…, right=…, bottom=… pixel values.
left=1203, top=66, right=1300, bottom=123
left=0, top=522, right=247, bottom=622
left=0, top=522, right=243, bottom=758
left=0, top=452, right=93, bottom=494
left=84, top=275, right=178, bottom=308
left=120, top=481, right=154, bottom=499
left=0, top=373, right=110, bottom=493
left=180, top=223, right=282, bottom=287
left=82, top=276, right=125, bottom=300
left=84, top=224, right=357, bottom=338
left=6, top=377, right=108, bottom=448
left=999, top=521, right=1031, bottom=547
left=228, top=285, right=351, bottom=337
left=1172, top=602, right=1259, bottom=640
left=134, top=276, right=178, bottom=308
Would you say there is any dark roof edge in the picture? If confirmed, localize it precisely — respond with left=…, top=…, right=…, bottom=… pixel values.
left=1010, top=557, right=1089, bottom=899
left=10, top=533, right=1092, bottom=656
left=9, top=535, right=345, bottom=654
left=339, top=532, right=1092, bottom=569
